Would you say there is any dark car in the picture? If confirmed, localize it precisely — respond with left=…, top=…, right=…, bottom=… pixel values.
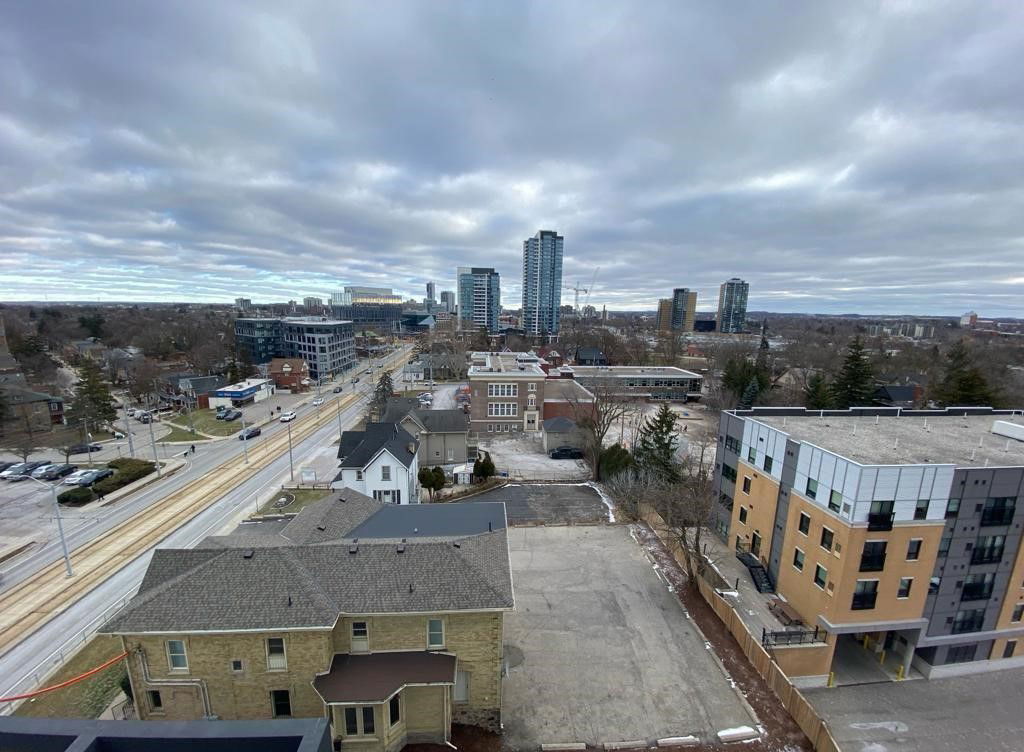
left=351, top=377, right=360, bottom=384
left=549, top=446, right=584, bottom=460
left=36, top=463, right=78, bottom=480
left=75, top=468, right=114, bottom=487
left=239, top=426, right=262, bottom=440
left=223, top=410, right=243, bottom=421
left=0, top=461, right=17, bottom=474
left=68, top=443, right=102, bottom=454
left=333, top=386, right=343, bottom=393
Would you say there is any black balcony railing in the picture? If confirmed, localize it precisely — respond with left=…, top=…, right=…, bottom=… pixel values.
left=980, top=508, right=1015, bottom=526
left=960, top=584, right=994, bottom=601
left=762, top=626, right=827, bottom=648
left=952, top=616, right=986, bottom=634
left=971, top=548, right=1004, bottom=565
left=859, top=554, right=887, bottom=572
left=851, top=593, right=878, bottom=610
left=866, top=512, right=895, bottom=531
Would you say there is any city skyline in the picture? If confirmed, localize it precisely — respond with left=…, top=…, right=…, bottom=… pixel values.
left=1, top=2, right=1023, bottom=316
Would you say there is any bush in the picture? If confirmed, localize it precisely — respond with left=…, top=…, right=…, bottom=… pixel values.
left=107, top=458, right=155, bottom=472
left=58, top=487, right=95, bottom=505
left=92, top=460, right=156, bottom=496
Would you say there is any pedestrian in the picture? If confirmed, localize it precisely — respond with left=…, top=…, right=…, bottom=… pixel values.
left=190, top=444, right=196, bottom=455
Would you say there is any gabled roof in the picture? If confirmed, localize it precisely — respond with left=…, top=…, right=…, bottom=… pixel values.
left=381, top=398, right=468, bottom=434
left=543, top=416, right=577, bottom=432
left=337, top=423, right=417, bottom=469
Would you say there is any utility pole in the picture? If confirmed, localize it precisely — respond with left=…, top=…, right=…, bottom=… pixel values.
left=240, top=417, right=249, bottom=464
left=29, top=477, right=73, bottom=577
left=121, top=406, right=135, bottom=457
left=287, top=419, right=294, bottom=481
left=84, top=419, right=94, bottom=468
left=147, top=410, right=162, bottom=477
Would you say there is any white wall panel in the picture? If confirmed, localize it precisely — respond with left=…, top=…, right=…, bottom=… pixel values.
left=896, top=467, right=924, bottom=500
left=859, top=468, right=878, bottom=500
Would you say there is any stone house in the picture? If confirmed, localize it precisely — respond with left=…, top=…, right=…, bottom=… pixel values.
left=100, top=491, right=513, bottom=751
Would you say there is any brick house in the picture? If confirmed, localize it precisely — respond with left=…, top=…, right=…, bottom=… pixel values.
left=269, top=358, right=311, bottom=392
left=100, top=491, right=513, bottom=750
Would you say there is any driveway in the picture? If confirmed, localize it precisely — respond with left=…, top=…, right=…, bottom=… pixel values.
left=463, top=483, right=610, bottom=525
left=481, top=435, right=589, bottom=481
left=502, top=526, right=753, bottom=749
left=805, top=669, right=1024, bottom=752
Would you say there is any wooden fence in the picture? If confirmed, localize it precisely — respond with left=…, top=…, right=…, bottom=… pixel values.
left=640, top=504, right=842, bottom=752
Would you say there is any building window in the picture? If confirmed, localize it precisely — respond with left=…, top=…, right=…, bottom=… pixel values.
left=266, top=637, right=287, bottom=670
left=914, top=499, right=929, bottom=520
left=813, top=564, right=827, bottom=589
left=747, top=447, right=756, bottom=463
left=528, top=383, right=536, bottom=392
left=907, top=539, right=922, bottom=561
left=952, top=608, right=986, bottom=634
left=763, top=456, right=773, bottom=473
left=741, top=477, right=752, bottom=495
left=427, top=618, right=444, bottom=648
left=898, top=577, right=913, bottom=599
left=798, top=513, right=810, bottom=536
left=722, top=464, right=737, bottom=483
left=1005, top=641, right=1018, bottom=659
left=381, top=465, right=391, bottom=481
left=938, top=535, right=952, bottom=557
left=271, top=689, right=291, bottom=718
left=454, top=670, right=470, bottom=703
left=962, top=572, right=995, bottom=601
left=945, top=498, right=960, bottom=519
left=389, top=694, right=401, bottom=726
left=852, top=580, right=879, bottom=610
left=806, top=479, right=818, bottom=500
left=487, top=383, right=518, bottom=397
left=738, top=507, right=748, bottom=524
left=1012, top=604, right=1024, bottom=622
left=528, top=396, right=536, bottom=407
left=981, top=497, right=1016, bottom=526
left=352, top=621, right=369, bottom=651
left=344, top=707, right=375, bottom=735
left=356, top=469, right=363, bottom=481
left=147, top=690, right=163, bottom=711
left=859, top=541, right=887, bottom=572
left=820, top=527, right=834, bottom=552
left=166, top=640, right=188, bottom=671
left=487, top=402, right=518, bottom=416
left=792, top=548, right=805, bottom=571
left=946, top=644, right=977, bottom=664
left=972, top=534, right=1005, bottom=565
left=828, top=490, right=842, bottom=513
left=929, top=576, right=941, bottom=594
left=724, top=436, right=741, bottom=453
left=231, top=659, right=243, bottom=672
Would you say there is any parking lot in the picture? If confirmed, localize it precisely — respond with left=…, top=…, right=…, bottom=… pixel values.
left=480, top=435, right=590, bottom=481
left=464, top=482, right=610, bottom=525
left=502, top=525, right=754, bottom=749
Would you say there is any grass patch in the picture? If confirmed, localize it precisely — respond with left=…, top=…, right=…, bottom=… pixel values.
left=257, top=487, right=332, bottom=515
left=160, top=424, right=204, bottom=442
left=166, top=408, right=241, bottom=437
left=14, top=635, right=126, bottom=719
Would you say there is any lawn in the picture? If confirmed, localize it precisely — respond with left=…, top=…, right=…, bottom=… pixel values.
left=160, top=424, right=205, bottom=443
left=257, top=487, right=332, bottom=515
left=14, top=635, right=126, bottom=719
left=166, top=408, right=241, bottom=437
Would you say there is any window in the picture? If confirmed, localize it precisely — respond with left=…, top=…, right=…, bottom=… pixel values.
left=487, top=402, right=518, bottom=416
left=798, top=512, right=810, bottom=536
left=724, top=435, right=741, bottom=453
left=763, top=456, right=773, bottom=473
left=945, top=498, right=961, bottom=519
left=972, top=534, right=1005, bottom=564
left=859, top=541, right=887, bottom=572
left=487, top=383, right=518, bottom=397
left=271, top=689, right=291, bottom=718
left=362, top=706, right=375, bottom=734
left=1012, top=604, right=1024, bottom=622
left=427, top=618, right=444, bottom=648
left=929, top=576, right=941, bottom=594
left=738, top=507, right=748, bottom=524
left=266, top=637, right=287, bottom=670
left=454, top=670, right=470, bottom=703
left=231, top=659, right=243, bottom=672
left=722, top=464, right=737, bottom=483
left=147, top=690, right=163, bottom=711
left=938, top=535, right=952, bottom=557
left=868, top=500, right=895, bottom=530
left=389, top=694, right=401, bottom=726
left=914, top=499, right=929, bottom=520
left=527, top=396, right=536, bottom=407
left=747, top=447, right=756, bottom=463
left=166, top=640, right=188, bottom=671
left=352, top=621, right=369, bottom=651
left=381, top=465, right=391, bottom=481
left=981, top=497, right=1016, bottom=526
left=805, top=478, right=818, bottom=500
left=742, top=477, right=751, bottom=494
left=344, top=707, right=375, bottom=735
left=487, top=424, right=494, bottom=432
left=907, top=539, right=922, bottom=561
left=898, top=577, right=913, bottom=599
left=852, top=580, right=879, bottom=610
left=828, top=490, right=842, bottom=513
left=952, top=608, right=986, bottom=634
left=813, top=564, right=827, bottom=589
left=356, top=469, right=363, bottom=481
left=946, top=644, right=977, bottom=664
left=962, top=572, right=995, bottom=601
left=820, top=527, right=834, bottom=552
left=792, top=548, right=805, bottom=571
left=528, top=382, right=536, bottom=391
left=1004, top=641, right=1018, bottom=659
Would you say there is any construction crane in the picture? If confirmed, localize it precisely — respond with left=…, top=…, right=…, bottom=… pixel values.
left=565, top=268, right=601, bottom=316
left=582, top=267, right=599, bottom=310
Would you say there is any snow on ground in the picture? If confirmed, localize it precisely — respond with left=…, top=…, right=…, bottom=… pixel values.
left=479, top=435, right=589, bottom=481
left=603, top=401, right=711, bottom=450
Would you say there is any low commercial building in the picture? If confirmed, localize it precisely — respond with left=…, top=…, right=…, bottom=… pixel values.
left=100, top=491, right=513, bottom=751
left=569, top=365, right=703, bottom=401
left=713, top=407, right=1024, bottom=681
left=209, top=378, right=274, bottom=408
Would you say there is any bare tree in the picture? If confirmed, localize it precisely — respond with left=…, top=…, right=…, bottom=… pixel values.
left=567, top=378, right=637, bottom=480
left=1, top=405, right=44, bottom=462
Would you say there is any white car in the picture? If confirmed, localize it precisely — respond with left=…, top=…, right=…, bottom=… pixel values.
left=279, top=411, right=297, bottom=422
left=62, top=469, right=92, bottom=485
left=311, top=397, right=325, bottom=406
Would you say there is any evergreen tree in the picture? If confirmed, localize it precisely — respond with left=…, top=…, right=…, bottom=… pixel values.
left=598, top=443, right=633, bottom=480
left=933, top=339, right=998, bottom=407
left=369, top=371, right=395, bottom=422
left=431, top=466, right=446, bottom=496
left=226, top=357, right=244, bottom=385
left=72, top=360, right=117, bottom=430
left=831, top=336, right=875, bottom=408
left=804, top=372, right=833, bottom=410
left=77, top=314, right=106, bottom=339
left=633, top=403, right=681, bottom=482
left=738, top=377, right=760, bottom=409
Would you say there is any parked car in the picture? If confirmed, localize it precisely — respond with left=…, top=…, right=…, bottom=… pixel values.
left=351, top=377, right=360, bottom=384
left=332, top=386, right=343, bottom=393
left=215, top=404, right=228, bottom=414
left=223, top=410, right=242, bottom=422
left=34, top=464, right=77, bottom=481
left=68, top=443, right=102, bottom=454
left=112, top=430, right=126, bottom=439
left=126, top=407, right=136, bottom=417
left=62, top=469, right=93, bottom=486
left=77, top=468, right=114, bottom=487
left=279, top=411, right=297, bottom=422
left=311, top=397, right=324, bottom=406
left=0, top=461, right=17, bottom=474
left=549, top=446, right=584, bottom=460
left=1, top=461, right=51, bottom=480
left=215, top=409, right=228, bottom=420
left=239, top=426, right=262, bottom=440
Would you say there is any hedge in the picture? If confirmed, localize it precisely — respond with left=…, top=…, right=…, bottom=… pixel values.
left=58, top=487, right=95, bottom=505
left=92, top=460, right=156, bottom=496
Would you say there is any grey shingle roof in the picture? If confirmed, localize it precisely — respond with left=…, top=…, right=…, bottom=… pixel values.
left=337, top=423, right=418, bottom=469
left=381, top=398, right=468, bottom=434
left=543, top=416, right=577, bottom=432
left=280, top=488, right=384, bottom=545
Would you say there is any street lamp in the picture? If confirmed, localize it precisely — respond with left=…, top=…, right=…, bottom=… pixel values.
left=286, top=419, right=295, bottom=481
left=26, top=476, right=73, bottom=577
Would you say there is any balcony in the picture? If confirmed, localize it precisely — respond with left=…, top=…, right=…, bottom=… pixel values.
left=866, top=512, right=895, bottom=531
left=851, top=593, right=878, bottom=610
left=960, top=584, right=994, bottom=601
left=980, top=508, right=1015, bottom=527
left=858, top=554, right=887, bottom=572
left=971, top=548, right=1004, bottom=565
left=951, top=616, right=986, bottom=634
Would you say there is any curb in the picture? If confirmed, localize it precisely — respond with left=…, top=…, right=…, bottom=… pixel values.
left=541, top=745, right=587, bottom=752
left=716, top=726, right=758, bottom=743
left=657, top=737, right=700, bottom=747
left=604, top=741, right=647, bottom=750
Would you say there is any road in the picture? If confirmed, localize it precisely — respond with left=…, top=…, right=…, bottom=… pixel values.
left=0, top=346, right=411, bottom=706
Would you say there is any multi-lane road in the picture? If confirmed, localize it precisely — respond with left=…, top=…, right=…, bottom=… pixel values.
left=0, top=346, right=411, bottom=706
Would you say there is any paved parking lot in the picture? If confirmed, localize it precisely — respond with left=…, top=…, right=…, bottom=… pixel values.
left=805, top=668, right=1024, bottom=752
left=481, top=435, right=589, bottom=481
left=502, top=526, right=753, bottom=749
left=464, top=482, right=610, bottom=525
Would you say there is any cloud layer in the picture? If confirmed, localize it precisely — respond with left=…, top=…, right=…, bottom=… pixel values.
left=1, top=1, right=1022, bottom=315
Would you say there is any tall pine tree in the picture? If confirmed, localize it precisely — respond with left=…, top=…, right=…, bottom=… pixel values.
left=633, top=403, right=681, bottom=482
left=933, top=339, right=998, bottom=407
left=369, top=370, right=395, bottom=422
left=804, top=372, right=833, bottom=409
left=73, top=360, right=117, bottom=431
left=831, top=336, right=875, bottom=408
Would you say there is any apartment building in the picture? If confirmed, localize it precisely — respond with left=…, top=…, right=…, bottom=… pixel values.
left=456, top=268, right=500, bottom=333
left=235, top=317, right=356, bottom=381
left=101, top=491, right=513, bottom=751
left=713, top=407, right=1024, bottom=680
left=521, top=230, right=564, bottom=336
left=670, top=288, right=697, bottom=332
left=716, top=278, right=749, bottom=333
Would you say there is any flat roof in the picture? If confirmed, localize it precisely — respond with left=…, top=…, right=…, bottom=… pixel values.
left=313, top=651, right=455, bottom=704
left=468, top=351, right=547, bottom=376
left=752, top=413, right=1024, bottom=468
left=570, top=365, right=702, bottom=379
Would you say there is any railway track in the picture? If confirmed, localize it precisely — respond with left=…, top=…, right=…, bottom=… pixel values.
left=0, top=352, right=408, bottom=656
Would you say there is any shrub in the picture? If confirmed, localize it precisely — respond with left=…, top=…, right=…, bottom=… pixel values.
left=93, top=460, right=156, bottom=496
left=107, top=458, right=155, bottom=472
left=58, top=487, right=95, bottom=505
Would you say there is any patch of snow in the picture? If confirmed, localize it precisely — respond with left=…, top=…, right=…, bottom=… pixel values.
left=585, top=481, right=616, bottom=522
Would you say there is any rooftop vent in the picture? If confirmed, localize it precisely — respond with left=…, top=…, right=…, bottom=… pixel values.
left=408, top=583, right=415, bottom=593
left=397, top=545, right=405, bottom=554
left=349, top=545, right=358, bottom=554
left=316, top=524, right=327, bottom=531
left=242, top=550, right=254, bottom=559
left=452, top=541, right=461, bottom=549
left=287, top=595, right=292, bottom=607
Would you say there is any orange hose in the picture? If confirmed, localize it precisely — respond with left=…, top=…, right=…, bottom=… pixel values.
left=0, top=651, right=128, bottom=702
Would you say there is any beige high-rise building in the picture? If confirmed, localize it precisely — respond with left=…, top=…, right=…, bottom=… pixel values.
left=671, top=288, right=697, bottom=332
left=656, top=299, right=673, bottom=332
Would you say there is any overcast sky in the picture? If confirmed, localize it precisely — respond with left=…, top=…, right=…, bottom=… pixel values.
left=1, top=1, right=1022, bottom=315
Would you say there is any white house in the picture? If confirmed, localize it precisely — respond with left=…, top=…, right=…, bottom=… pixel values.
left=332, top=423, right=420, bottom=504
